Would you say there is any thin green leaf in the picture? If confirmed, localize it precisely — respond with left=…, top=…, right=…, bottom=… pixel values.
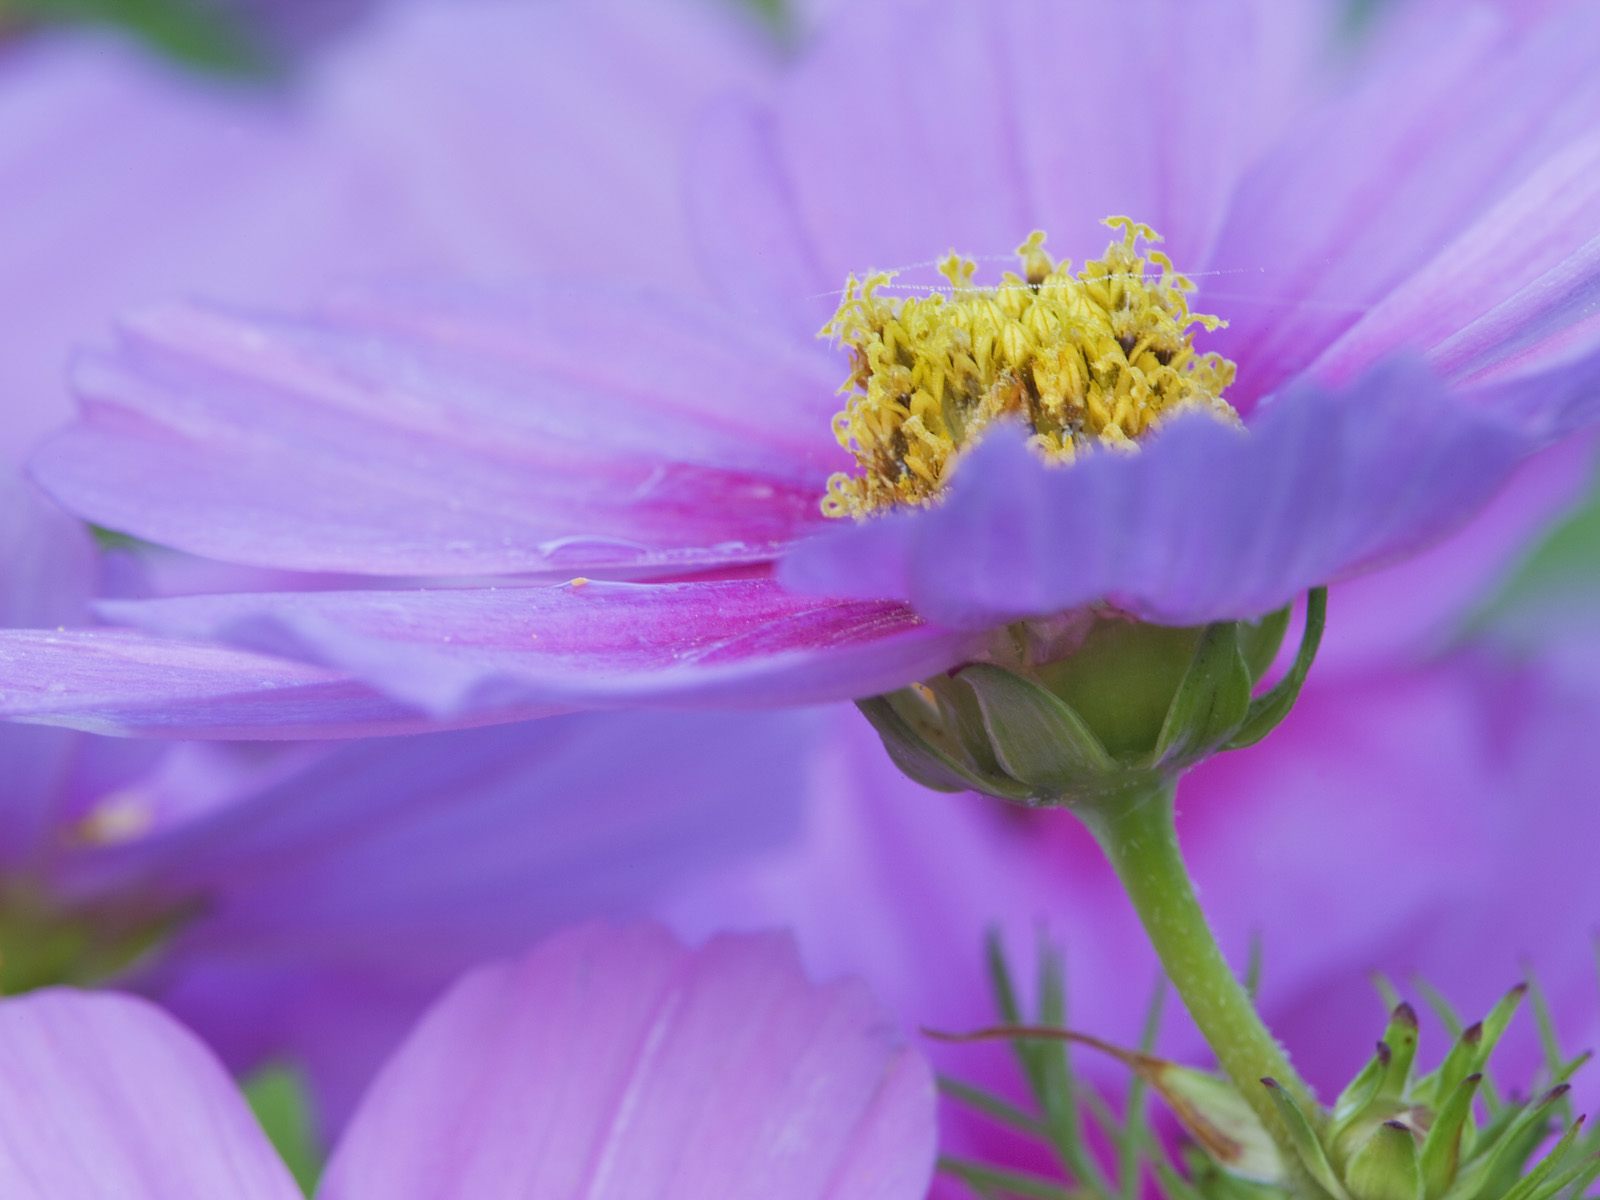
left=937, top=1156, right=1080, bottom=1199
left=1121, top=978, right=1169, bottom=1200
left=938, top=1075, right=1049, bottom=1138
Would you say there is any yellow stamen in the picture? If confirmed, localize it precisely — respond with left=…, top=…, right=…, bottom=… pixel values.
left=819, top=217, right=1240, bottom=518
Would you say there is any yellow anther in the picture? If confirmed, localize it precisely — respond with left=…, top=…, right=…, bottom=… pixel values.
left=819, top=220, right=1240, bottom=517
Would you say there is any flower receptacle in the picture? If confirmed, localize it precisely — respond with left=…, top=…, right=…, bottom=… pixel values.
left=857, top=589, right=1325, bottom=811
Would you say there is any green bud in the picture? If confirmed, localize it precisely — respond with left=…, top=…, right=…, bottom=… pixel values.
left=1173, top=985, right=1592, bottom=1200
left=1346, top=1122, right=1423, bottom=1200
left=857, top=588, right=1326, bottom=809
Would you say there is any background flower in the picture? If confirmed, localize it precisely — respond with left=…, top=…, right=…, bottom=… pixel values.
left=0, top=923, right=937, bottom=1199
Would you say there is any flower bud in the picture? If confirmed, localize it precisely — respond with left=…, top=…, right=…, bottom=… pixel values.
left=857, top=589, right=1326, bottom=809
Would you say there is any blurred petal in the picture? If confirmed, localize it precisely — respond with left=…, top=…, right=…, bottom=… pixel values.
left=40, top=290, right=838, bottom=576
left=318, top=0, right=777, bottom=288
left=88, top=711, right=822, bottom=972
left=0, top=989, right=298, bottom=1199
left=0, top=627, right=456, bottom=739
left=0, top=473, right=98, bottom=855
left=93, top=579, right=976, bottom=721
left=320, top=923, right=936, bottom=1200
left=782, top=362, right=1531, bottom=628
left=1209, top=2, right=1600, bottom=402
left=1309, top=133, right=1600, bottom=386
left=0, top=0, right=768, bottom=465
left=766, top=0, right=1310, bottom=291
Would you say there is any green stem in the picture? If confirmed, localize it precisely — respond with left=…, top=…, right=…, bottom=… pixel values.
left=1079, top=780, right=1320, bottom=1175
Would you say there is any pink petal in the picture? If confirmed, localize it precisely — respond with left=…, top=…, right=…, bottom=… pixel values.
left=0, top=990, right=299, bottom=1199
left=320, top=923, right=936, bottom=1200
left=92, top=578, right=976, bottom=720
left=40, top=287, right=840, bottom=576
left=1209, top=2, right=1600, bottom=402
left=0, top=628, right=460, bottom=739
left=1308, top=134, right=1600, bottom=387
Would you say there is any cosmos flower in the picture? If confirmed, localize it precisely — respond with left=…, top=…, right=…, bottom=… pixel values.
left=0, top=922, right=935, bottom=1199
left=1, top=0, right=1598, bottom=736
left=0, top=468, right=821, bottom=1131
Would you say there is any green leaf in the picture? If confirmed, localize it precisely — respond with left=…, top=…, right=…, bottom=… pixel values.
left=1226, top=588, right=1327, bottom=751
left=1442, top=1085, right=1569, bottom=1200
left=936, top=1075, right=1048, bottom=1137
left=1496, top=1117, right=1589, bottom=1200
left=10, top=0, right=265, bottom=73
left=1153, top=621, right=1253, bottom=766
left=243, top=1064, right=322, bottom=1196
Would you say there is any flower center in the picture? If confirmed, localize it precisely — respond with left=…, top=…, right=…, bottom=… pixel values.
left=819, top=217, right=1240, bottom=518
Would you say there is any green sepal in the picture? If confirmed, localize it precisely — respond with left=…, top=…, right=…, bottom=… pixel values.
left=1226, top=587, right=1327, bottom=750
left=1506, top=1146, right=1600, bottom=1200
left=1261, top=1077, right=1351, bottom=1200
left=1346, top=1122, right=1423, bottom=1200
left=1496, top=1116, right=1589, bottom=1200
left=957, top=663, right=1116, bottom=794
left=1154, top=621, right=1254, bottom=766
left=855, top=695, right=1031, bottom=801
left=1416, top=1022, right=1485, bottom=1112
left=1441, top=1085, right=1569, bottom=1200
left=1376, top=1005, right=1420, bottom=1102
left=1333, top=1045, right=1389, bottom=1125
left=1418, top=1073, right=1481, bottom=1200
left=1237, top=605, right=1292, bottom=682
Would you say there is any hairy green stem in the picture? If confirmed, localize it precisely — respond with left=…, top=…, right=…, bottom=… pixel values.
left=1079, top=781, right=1320, bottom=1184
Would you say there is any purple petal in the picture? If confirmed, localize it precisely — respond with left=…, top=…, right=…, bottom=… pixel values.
left=0, top=0, right=767, bottom=467
left=0, top=628, right=467, bottom=739
left=40, top=288, right=840, bottom=576
left=319, top=0, right=778, bottom=291
left=766, top=0, right=1312, bottom=291
left=0, top=989, right=299, bottom=1199
left=781, top=361, right=1532, bottom=628
left=1208, top=3, right=1600, bottom=402
left=82, top=710, right=822, bottom=974
left=319, top=923, right=935, bottom=1200
left=0, top=474, right=99, bottom=852
left=1308, top=134, right=1600, bottom=387
left=93, top=578, right=977, bottom=719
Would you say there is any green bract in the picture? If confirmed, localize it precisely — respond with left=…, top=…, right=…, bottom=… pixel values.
left=858, top=588, right=1326, bottom=809
left=1181, top=987, right=1600, bottom=1200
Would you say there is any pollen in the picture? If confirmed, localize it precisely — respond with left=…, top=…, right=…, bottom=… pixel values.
left=819, top=217, right=1240, bottom=518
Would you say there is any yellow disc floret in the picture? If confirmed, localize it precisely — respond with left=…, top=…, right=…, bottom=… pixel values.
left=820, top=217, right=1240, bottom=518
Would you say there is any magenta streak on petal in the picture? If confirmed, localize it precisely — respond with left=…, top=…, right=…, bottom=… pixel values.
left=93, top=578, right=980, bottom=719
